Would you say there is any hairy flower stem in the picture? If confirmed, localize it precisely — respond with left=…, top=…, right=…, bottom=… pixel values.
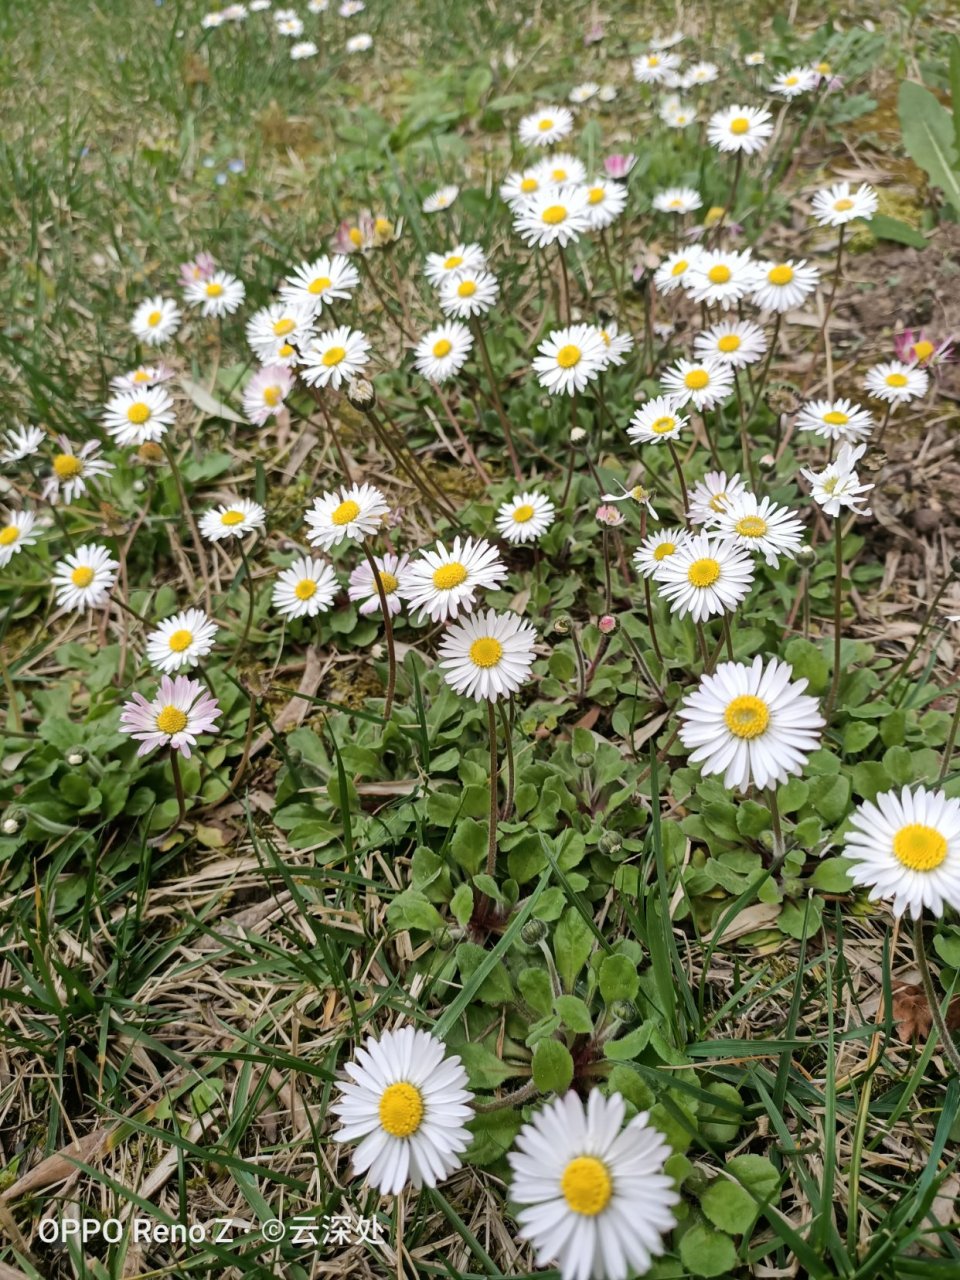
left=643, top=576, right=664, bottom=663
left=227, top=540, right=257, bottom=676
left=498, top=700, right=516, bottom=821
left=170, top=747, right=186, bottom=826
left=914, top=918, right=960, bottom=1076
left=745, top=311, right=782, bottom=423
left=362, top=540, right=397, bottom=720
left=162, top=441, right=213, bottom=613
left=571, top=625, right=588, bottom=700
left=486, top=700, right=500, bottom=878
left=599, top=228, right=622, bottom=313
left=667, top=442, right=692, bottom=527
left=557, top=243, right=572, bottom=324
left=824, top=516, right=844, bottom=720
left=472, top=1079, right=538, bottom=1114
left=471, top=320, right=523, bottom=482
left=768, top=789, right=785, bottom=861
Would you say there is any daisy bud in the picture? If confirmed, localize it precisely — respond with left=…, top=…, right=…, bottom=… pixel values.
left=346, top=376, right=376, bottom=411
left=287, top=747, right=303, bottom=767
left=758, top=453, right=777, bottom=473
left=598, top=830, right=623, bottom=855
left=598, top=614, right=618, bottom=634
left=2, top=810, right=23, bottom=835
left=552, top=615, right=572, bottom=635
left=569, top=426, right=587, bottom=444
left=796, top=545, right=818, bottom=568
left=575, top=751, right=595, bottom=769
left=610, top=999, right=637, bottom=1024
left=65, top=747, right=87, bottom=766
left=521, top=919, right=548, bottom=945
left=138, top=442, right=165, bottom=463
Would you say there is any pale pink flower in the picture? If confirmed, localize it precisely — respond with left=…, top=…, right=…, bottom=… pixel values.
left=178, top=252, right=217, bottom=287
left=119, top=675, right=221, bottom=758
left=604, top=153, right=636, bottom=180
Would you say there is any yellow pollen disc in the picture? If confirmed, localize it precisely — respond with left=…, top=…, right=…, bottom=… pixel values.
left=768, top=264, right=794, bottom=286
left=912, top=340, right=934, bottom=361
left=322, top=345, right=347, bottom=366
left=295, top=578, right=317, bottom=600
left=221, top=510, right=246, bottom=526
left=457, top=280, right=477, bottom=297
left=561, top=1156, right=613, bottom=1216
left=708, top=264, right=732, bottom=285
left=653, top=541, right=676, bottom=561
left=278, top=343, right=295, bottom=357
left=71, top=565, right=95, bottom=587
left=205, top=282, right=224, bottom=298
left=651, top=415, right=676, bottom=434
left=735, top=515, right=767, bottom=537
left=833, top=198, right=854, bottom=212
left=817, top=62, right=831, bottom=74
left=729, top=116, right=750, bottom=134
left=823, top=410, right=849, bottom=426
left=156, top=705, right=189, bottom=735
left=823, top=476, right=840, bottom=495
left=127, top=402, right=151, bottom=425
left=685, top=369, right=710, bottom=390
left=537, top=117, right=554, bottom=131
left=433, top=338, right=453, bottom=358
left=377, top=570, right=399, bottom=594
left=671, top=258, right=689, bottom=277
left=273, top=317, right=297, bottom=336
left=588, top=186, right=605, bottom=204
left=892, top=823, right=948, bottom=872
left=147, top=310, right=162, bottom=326
left=520, top=177, right=539, bottom=193
left=307, top=276, right=331, bottom=296
left=374, top=217, right=393, bottom=236
left=433, top=561, right=468, bottom=590
left=379, top=1082, right=424, bottom=1137
left=724, top=693, right=770, bottom=739
left=0, top=526, right=19, bottom=546
left=331, top=498, right=361, bottom=525
left=541, top=204, right=568, bottom=225
left=442, top=253, right=464, bottom=269
left=348, top=227, right=363, bottom=246
left=133, top=370, right=151, bottom=383
left=53, top=453, right=83, bottom=480
left=687, top=556, right=721, bottom=587
left=264, top=385, right=283, bottom=407
left=168, top=629, right=193, bottom=652
left=886, top=372, right=908, bottom=388
left=718, top=334, right=741, bottom=353
left=709, top=493, right=728, bottom=511
left=512, top=504, right=535, bottom=523
left=784, top=76, right=799, bottom=86
left=556, top=344, right=581, bottom=369
left=670, top=198, right=683, bottom=207
left=469, top=636, right=503, bottom=668
left=647, top=55, right=659, bottom=67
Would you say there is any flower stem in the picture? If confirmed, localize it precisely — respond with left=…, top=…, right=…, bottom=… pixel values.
left=667, top=441, right=692, bottom=527
left=824, top=516, right=844, bottom=720
left=471, top=319, right=523, bottom=482
left=170, top=747, right=186, bottom=826
left=361, top=539, right=397, bottom=720
left=486, top=699, right=499, bottom=878
left=162, top=440, right=212, bottom=613
left=498, top=700, right=515, bottom=822
left=913, top=917, right=960, bottom=1076
left=230, top=540, right=257, bottom=674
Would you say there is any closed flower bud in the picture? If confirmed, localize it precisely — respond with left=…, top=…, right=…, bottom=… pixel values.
left=65, top=747, right=88, bottom=766
left=598, top=830, right=623, bottom=855
left=575, top=751, right=595, bottom=768
left=758, top=453, right=777, bottom=473
left=552, top=615, right=572, bottom=636
left=795, top=545, right=817, bottom=568
left=598, top=614, right=618, bottom=635
left=346, top=376, right=376, bottom=411
left=521, top=918, right=548, bottom=945
left=2, top=810, right=23, bottom=835
left=610, top=1000, right=637, bottom=1024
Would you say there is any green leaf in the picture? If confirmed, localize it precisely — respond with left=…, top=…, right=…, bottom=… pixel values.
left=518, top=967, right=554, bottom=1016
left=842, top=720, right=878, bottom=754
left=553, top=995, right=594, bottom=1034
left=387, top=890, right=444, bottom=934
left=868, top=214, right=927, bottom=249
left=450, top=818, right=487, bottom=874
left=779, top=896, right=824, bottom=940
left=809, top=857, right=854, bottom=893
left=700, top=1179, right=756, bottom=1235
left=679, top=1221, right=737, bottom=1277
left=450, top=883, right=474, bottom=927
left=784, top=638, right=829, bottom=694
left=951, top=36, right=960, bottom=162
left=883, top=745, right=913, bottom=786
left=531, top=1040, right=574, bottom=1093
left=898, top=80, right=960, bottom=214
left=554, top=906, right=594, bottom=991
left=599, top=954, right=640, bottom=1003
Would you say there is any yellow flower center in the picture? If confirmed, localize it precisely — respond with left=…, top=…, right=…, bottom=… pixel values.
left=220, top=511, right=246, bottom=528
left=768, top=264, right=794, bottom=286
left=264, top=385, right=284, bottom=408
left=730, top=116, right=750, bottom=134
left=538, top=117, right=554, bottom=131
left=886, top=372, right=908, bottom=388
left=735, top=515, right=768, bottom=538
left=587, top=186, right=605, bottom=205
left=349, top=226, right=363, bottom=246
left=331, top=498, right=361, bottom=525
left=561, top=1156, right=613, bottom=1216
left=433, top=338, right=453, bottom=358
left=687, top=557, right=721, bottom=587
left=377, top=570, right=399, bottom=594
left=512, top=504, right=535, bottom=523
left=133, top=370, right=151, bottom=383
left=708, top=264, right=732, bottom=285
left=378, top=1082, right=424, bottom=1137
left=718, top=334, right=741, bottom=353
left=709, top=493, right=728, bottom=512
left=322, top=345, right=347, bottom=366
left=892, top=823, right=948, bottom=872
left=273, top=317, right=297, bottom=336
left=307, top=276, right=331, bottom=296
left=457, top=280, right=477, bottom=297
left=71, top=565, right=95, bottom=587
left=551, top=168, right=568, bottom=181
left=156, top=705, right=189, bottom=735
left=823, top=476, right=840, bottom=495
left=147, top=309, right=162, bottom=326
left=670, top=197, right=683, bottom=207
left=0, top=526, right=19, bottom=546
left=53, top=453, right=84, bottom=478
left=542, top=204, right=568, bottom=225
left=816, top=61, right=831, bottom=75
left=168, top=629, right=193, bottom=652
left=205, top=282, right=224, bottom=298
left=557, top=344, right=581, bottom=368
left=439, top=255, right=462, bottom=273
left=784, top=75, right=799, bottom=86
left=724, top=693, right=770, bottom=739
left=653, top=541, right=676, bottom=561
left=278, top=343, right=295, bottom=358
left=823, top=410, right=849, bottom=426
left=647, top=55, right=660, bottom=67
left=685, top=369, right=710, bottom=390
left=127, top=402, right=151, bottom=425
left=433, top=561, right=468, bottom=590
left=469, top=636, right=503, bottom=668
left=833, top=198, right=854, bottom=212
left=912, top=340, right=934, bottom=362
left=520, top=177, right=539, bottom=193
left=670, top=258, right=689, bottom=277
left=651, top=415, right=676, bottom=434
left=374, top=217, right=393, bottom=237
left=295, top=578, right=317, bottom=600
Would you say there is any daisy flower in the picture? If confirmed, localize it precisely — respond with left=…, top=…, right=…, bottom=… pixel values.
left=810, top=181, right=878, bottom=227
left=650, top=29, right=684, bottom=50
left=1, top=424, right=45, bottom=464
left=514, top=186, right=591, bottom=249
left=413, top=322, right=473, bottom=382
left=119, top=674, right=221, bottom=759
left=509, top=1091, right=678, bottom=1280
left=179, top=251, right=216, bottom=286
left=280, top=254, right=360, bottom=315
left=633, top=50, right=681, bottom=83
left=518, top=105, right=574, bottom=147
left=422, top=185, right=459, bottom=213
left=51, top=544, right=119, bottom=611
left=348, top=552, right=409, bottom=616
left=276, top=15, right=304, bottom=34
left=600, top=481, right=658, bottom=519
left=533, top=325, right=607, bottom=396
left=844, top=785, right=960, bottom=919
left=662, top=102, right=698, bottom=129
left=714, top=492, right=805, bottom=568
left=744, top=51, right=765, bottom=66
left=678, top=656, right=824, bottom=791
left=661, top=357, right=734, bottom=412
left=707, top=104, right=774, bottom=154
left=801, top=443, right=873, bottom=517
left=653, top=187, right=702, bottom=215
left=290, top=39, right=317, bottom=58
left=534, top=153, right=587, bottom=186
left=131, top=296, right=181, bottom=346
left=894, top=330, right=953, bottom=368
left=627, top=395, right=688, bottom=445
left=243, top=364, right=294, bottom=426
left=145, top=608, right=219, bottom=673
left=499, top=169, right=545, bottom=208
left=654, top=533, right=755, bottom=622
left=495, top=491, right=556, bottom=544
left=694, top=319, right=767, bottom=368
left=687, top=470, right=748, bottom=525
left=304, top=483, right=390, bottom=550
left=770, top=66, right=818, bottom=97
left=603, top=153, right=636, bottom=180
left=345, top=33, right=372, bottom=52
left=300, top=326, right=371, bottom=390
left=111, top=364, right=176, bottom=391
left=198, top=498, right=266, bottom=542
left=0, top=510, right=39, bottom=567
left=438, top=608, right=537, bottom=701
left=404, top=536, right=507, bottom=622
left=41, top=437, right=114, bottom=505
left=634, top=528, right=688, bottom=578
left=683, top=60, right=718, bottom=86
left=864, top=361, right=929, bottom=405
left=569, top=82, right=599, bottom=104
left=103, top=386, right=175, bottom=447
left=795, top=398, right=874, bottom=443
left=339, top=0, right=364, bottom=14
left=685, top=247, right=759, bottom=309
left=331, top=1026, right=473, bottom=1195
left=751, top=258, right=820, bottom=313
left=596, top=322, right=634, bottom=368
left=439, top=269, right=499, bottom=319
left=246, top=303, right=315, bottom=364
left=424, top=242, right=486, bottom=288
left=272, top=554, right=339, bottom=619
left=582, top=179, right=628, bottom=231
left=183, top=270, right=246, bottom=317
left=653, top=246, right=704, bottom=295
